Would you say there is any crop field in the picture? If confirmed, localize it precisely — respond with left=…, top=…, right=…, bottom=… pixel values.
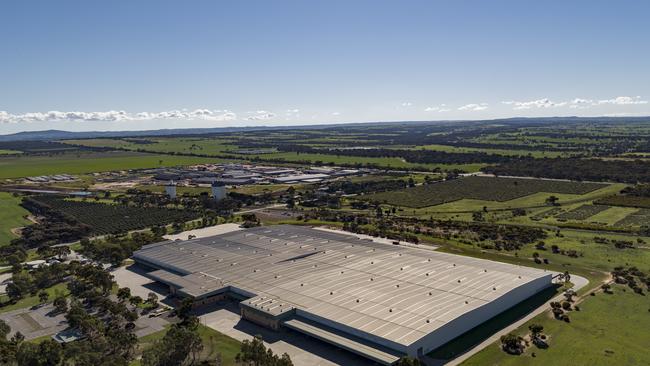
left=64, top=137, right=488, bottom=172
left=614, top=208, right=650, bottom=227
left=0, top=151, right=222, bottom=179
left=595, top=195, right=650, bottom=209
left=31, top=195, right=201, bottom=235
left=555, top=205, right=610, bottom=221
left=587, top=206, right=640, bottom=226
left=365, top=176, right=607, bottom=208
left=64, top=137, right=237, bottom=155
left=0, top=192, right=30, bottom=246
left=417, top=144, right=567, bottom=158
left=227, top=150, right=488, bottom=172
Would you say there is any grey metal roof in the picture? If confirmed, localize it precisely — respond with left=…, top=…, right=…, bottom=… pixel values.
left=134, top=225, right=550, bottom=347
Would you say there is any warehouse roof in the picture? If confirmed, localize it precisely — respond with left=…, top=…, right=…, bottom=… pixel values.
left=134, top=225, right=550, bottom=347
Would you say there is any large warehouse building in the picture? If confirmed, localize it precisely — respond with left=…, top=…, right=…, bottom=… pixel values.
left=133, top=225, right=552, bottom=364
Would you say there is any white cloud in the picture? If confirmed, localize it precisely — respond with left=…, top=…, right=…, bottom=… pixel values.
left=424, top=104, right=450, bottom=112
left=458, top=103, right=488, bottom=111
left=596, top=96, right=648, bottom=105
left=568, top=98, right=594, bottom=109
left=331, top=112, right=341, bottom=116
left=0, top=109, right=237, bottom=124
left=245, top=110, right=276, bottom=121
left=284, top=109, right=300, bottom=120
left=503, top=96, right=649, bottom=111
left=400, top=102, right=413, bottom=107
left=502, top=98, right=567, bottom=110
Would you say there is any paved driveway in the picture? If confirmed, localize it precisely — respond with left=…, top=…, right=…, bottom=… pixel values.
left=198, top=301, right=375, bottom=366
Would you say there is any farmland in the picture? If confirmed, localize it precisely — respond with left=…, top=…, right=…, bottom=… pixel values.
left=64, top=137, right=237, bottom=155
left=595, top=195, right=650, bottom=209
left=614, top=209, right=650, bottom=227
left=2, top=119, right=650, bottom=366
left=555, top=205, right=610, bottom=221
left=364, top=176, right=607, bottom=208
left=28, top=195, right=201, bottom=235
left=0, top=151, right=221, bottom=179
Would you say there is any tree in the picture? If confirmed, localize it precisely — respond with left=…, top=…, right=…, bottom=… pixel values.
left=396, top=356, right=421, bottom=366
left=177, top=298, right=194, bottom=322
left=53, top=295, right=68, bottom=314
left=545, top=195, right=559, bottom=206
left=5, top=283, right=23, bottom=303
left=500, top=333, right=524, bottom=355
left=16, top=339, right=62, bottom=366
left=601, top=283, right=612, bottom=294
left=236, top=335, right=293, bottom=366
left=142, top=318, right=204, bottom=366
left=147, top=292, right=159, bottom=306
left=117, top=287, right=131, bottom=302
left=38, top=290, right=49, bottom=305
left=528, top=323, right=543, bottom=339
left=0, top=320, right=10, bottom=340
left=563, top=289, right=576, bottom=302
left=129, top=296, right=143, bottom=307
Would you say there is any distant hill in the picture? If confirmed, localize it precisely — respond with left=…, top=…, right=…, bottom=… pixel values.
left=1, top=116, right=648, bottom=142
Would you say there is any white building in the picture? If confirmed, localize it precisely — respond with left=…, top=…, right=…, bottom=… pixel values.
left=134, top=225, right=552, bottom=364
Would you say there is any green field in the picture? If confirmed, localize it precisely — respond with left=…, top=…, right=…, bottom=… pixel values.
left=0, top=282, right=69, bottom=313
left=132, top=324, right=241, bottom=366
left=64, top=137, right=237, bottom=155
left=365, top=176, right=608, bottom=209
left=63, top=138, right=487, bottom=172
left=0, top=149, right=21, bottom=155
left=462, top=284, right=650, bottom=366
left=0, top=192, right=29, bottom=246
left=0, top=151, right=222, bottom=179
left=418, top=144, right=568, bottom=158
left=230, top=151, right=487, bottom=172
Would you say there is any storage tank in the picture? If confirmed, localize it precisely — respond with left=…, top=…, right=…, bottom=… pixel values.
left=165, top=181, right=177, bottom=199
left=211, top=181, right=227, bottom=201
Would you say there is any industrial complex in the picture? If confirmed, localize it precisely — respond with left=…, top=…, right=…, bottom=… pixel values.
left=133, top=225, right=552, bottom=364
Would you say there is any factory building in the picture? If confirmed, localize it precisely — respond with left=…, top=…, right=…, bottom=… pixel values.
left=133, top=225, right=552, bottom=364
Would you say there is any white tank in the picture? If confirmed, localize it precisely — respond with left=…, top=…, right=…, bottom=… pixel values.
left=165, top=181, right=177, bottom=199
left=211, top=181, right=226, bottom=201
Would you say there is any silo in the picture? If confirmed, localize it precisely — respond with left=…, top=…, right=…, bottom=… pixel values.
left=165, top=181, right=177, bottom=199
left=211, top=181, right=226, bottom=201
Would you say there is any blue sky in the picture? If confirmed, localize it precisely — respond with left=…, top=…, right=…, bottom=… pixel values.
left=1, top=0, right=649, bottom=133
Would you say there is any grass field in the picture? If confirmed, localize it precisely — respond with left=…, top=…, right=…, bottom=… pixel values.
left=64, top=137, right=237, bottom=155
left=418, top=144, right=568, bottom=158
left=233, top=151, right=488, bottom=172
left=365, top=176, right=608, bottom=209
left=0, top=192, right=29, bottom=246
left=586, top=206, right=640, bottom=226
left=0, top=282, right=69, bottom=314
left=461, top=284, right=650, bottom=366
left=0, top=151, right=222, bottom=179
left=131, top=324, right=241, bottom=366
left=0, top=149, right=21, bottom=155
left=64, top=137, right=487, bottom=172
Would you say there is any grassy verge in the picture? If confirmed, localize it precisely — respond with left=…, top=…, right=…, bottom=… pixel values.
left=461, top=284, right=650, bottom=366
left=131, top=324, right=241, bottom=366
left=0, top=192, right=29, bottom=246
left=0, top=282, right=69, bottom=314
